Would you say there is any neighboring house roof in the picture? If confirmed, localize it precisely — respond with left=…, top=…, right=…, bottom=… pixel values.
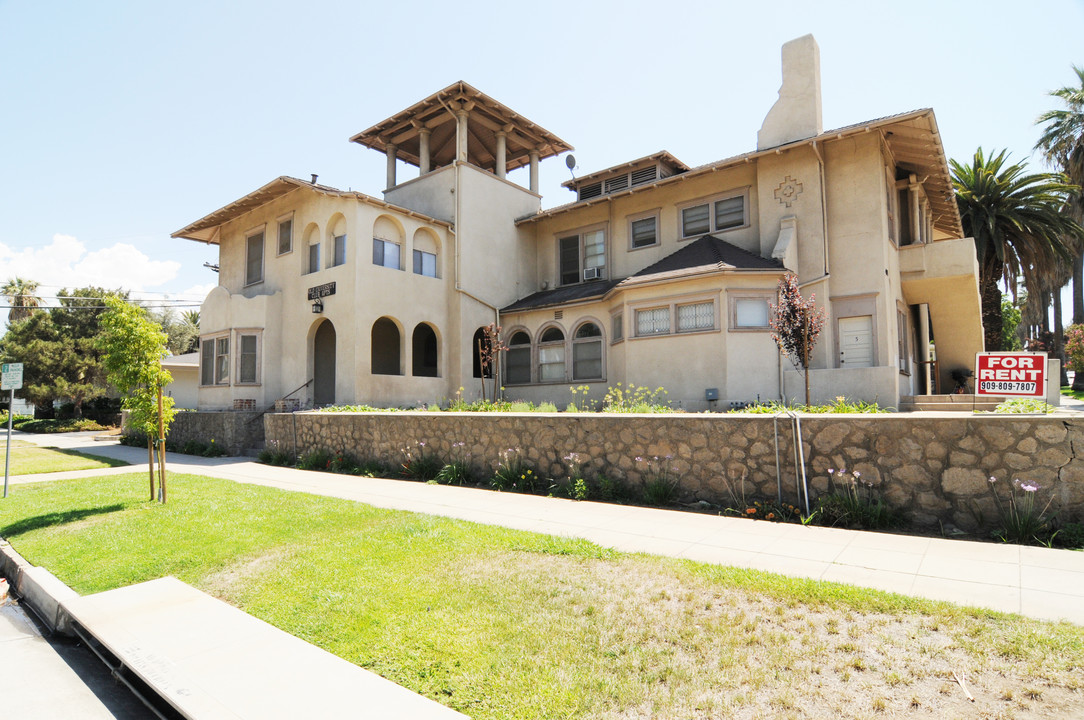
left=171, top=176, right=452, bottom=243
left=501, top=236, right=782, bottom=313
left=349, top=81, right=573, bottom=174
left=519, top=109, right=963, bottom=238
left=162, top=352, right=199, bottom=368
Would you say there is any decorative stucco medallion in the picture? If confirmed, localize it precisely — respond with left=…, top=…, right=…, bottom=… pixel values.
left=774, top=176, right=804, bottom=207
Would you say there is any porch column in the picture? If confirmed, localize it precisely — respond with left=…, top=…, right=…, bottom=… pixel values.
left=418, top=129, right=431, bottom=175
left=495, top=131, right=507, bottom=179
left=456, top=110, right=469, bottom=163
left=529, top=150, right=540, bottom=193
left=919, top=303, right=932, bottom=394
left=385, top=143, right=397, bottom=188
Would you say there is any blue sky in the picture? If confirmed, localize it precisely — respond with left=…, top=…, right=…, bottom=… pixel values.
left=1, top=0, right=1082, bottom=318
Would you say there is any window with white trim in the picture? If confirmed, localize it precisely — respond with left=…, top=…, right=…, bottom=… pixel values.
left=245, top=230, right=264, bottom=286
left=538, top=327, right=566, bottom=381
left=277, top=217, right=293, bottom=255
left=680, top=191, right=748, bottom=238
left=332, top=235, right=346, bottom=267
left=373, top=238, right=401, bottom=270
left=635, top=307, right=670, bottom=336
left=200, top=336, right=230, bottom=386
left=237, top=332, right=260, bottom=385
left=505, top=331, right=531, bottom=385
left=572, top=322, right=603, bottom=380
left=558, top=228, right=605, bottom=286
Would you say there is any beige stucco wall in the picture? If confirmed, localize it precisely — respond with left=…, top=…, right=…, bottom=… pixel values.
left=163, top=365, right=198, bottom=410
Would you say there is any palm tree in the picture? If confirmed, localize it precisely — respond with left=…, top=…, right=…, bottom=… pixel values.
left=950, top=149, right=1083, bottom=351
left=1036, top=66, right=1084, bottom=323
left=2, top=277, right=42, bottom=324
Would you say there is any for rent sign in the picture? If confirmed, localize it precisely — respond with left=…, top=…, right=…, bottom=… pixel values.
left=975, top=352, right=1047, bottom=397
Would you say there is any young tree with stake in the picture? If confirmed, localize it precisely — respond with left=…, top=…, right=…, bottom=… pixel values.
left=769, top=273, right=826, bottom=406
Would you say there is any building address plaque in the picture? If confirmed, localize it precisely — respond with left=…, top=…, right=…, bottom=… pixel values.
left=307, top=282, right=336, bottom=300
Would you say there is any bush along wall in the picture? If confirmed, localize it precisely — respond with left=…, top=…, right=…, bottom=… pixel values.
left=264, top=412, right=1084, bottom=538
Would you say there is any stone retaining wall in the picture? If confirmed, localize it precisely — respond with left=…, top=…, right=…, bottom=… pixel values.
left=124, top=410, right=264, bottom=457
left=265, top=412, right=1084, bottom=531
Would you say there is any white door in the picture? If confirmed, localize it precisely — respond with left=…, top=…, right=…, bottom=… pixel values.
left=839, top=316, right=873, bottom=368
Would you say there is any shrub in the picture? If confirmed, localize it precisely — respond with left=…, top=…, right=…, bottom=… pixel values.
left=637, top=454, right=677, bottom=506
left=602, top=383, right=675, bottom=413
left=258, top=442, right=295, bottom=466
left=731, top=397, right=889, bottom=414
left=351, top=458, right=388, bottom=477
left=297, top=448, right=334, bottom=471
left=1052, top=522, right=1084, bottom=549
left=434, top=442, right=474, bottom=485
left=814, top=468, right=900, bottom=530
left=491, top=447, right=541, bottom=493
left=326, top=452, right=358, bottom=474
left=986, top=475, right=1056, bottom=544
left=991, top=398, right=1055, bottom=414
left=399, top=441, right=441, bottom=480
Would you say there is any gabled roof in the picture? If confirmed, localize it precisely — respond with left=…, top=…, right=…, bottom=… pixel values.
left=349, top=81, right=573, bottom=175
left=519, top=109, right=964, bottom=238
left=501, top=236, right=781, bottom=313
left=171, top=176, right=451, bottom=243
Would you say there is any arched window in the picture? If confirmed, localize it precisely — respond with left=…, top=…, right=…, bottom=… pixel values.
left=505, top=330, right=531, bottom=385
left=538, top=326, right=565, bottom=382
left=371, top=317, right=401, bottom=375
left=471, top=327, right=493, bottom=378
left=412, top=324, right=439, bottom=377
left=572, top=322, right=603, bottom=380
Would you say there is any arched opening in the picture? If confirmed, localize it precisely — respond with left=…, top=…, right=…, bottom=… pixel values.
left=505, top=330, right=531, bottom=385
left=313, top=320, right=336, bottom=406
left=572, top=321, right=603, bottom=380
left=538, top=326, right=566, bottom=382
left=372, top=317, right=401, bottom=375
left=471, top=327, right=493, bottom=379
left=412, top=323, right=439, bottom=377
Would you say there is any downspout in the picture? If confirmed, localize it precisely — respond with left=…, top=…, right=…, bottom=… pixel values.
left=811, top=140, right=830, bottom=277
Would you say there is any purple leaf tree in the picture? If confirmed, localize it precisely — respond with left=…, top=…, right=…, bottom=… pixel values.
left=769, top=273, right=827, bottom=406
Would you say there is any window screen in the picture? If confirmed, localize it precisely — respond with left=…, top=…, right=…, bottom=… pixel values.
left=735, top=298, right=770, bottom=328
left=631, top=217, right=657, bottom=248
left=682, top=204, right=710, bottom=236
left=245, top=232, right=264, bottom=285
left=239, top=334, right=257, bottom=384
left=278, top=218, right=292, bottom=254
left=559, top=236, right=580, bottom=285
left=333, top=235, right=346, bottom=266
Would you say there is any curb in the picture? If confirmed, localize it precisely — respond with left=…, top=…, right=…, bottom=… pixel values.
left=0, top=537, right=78, bottom=634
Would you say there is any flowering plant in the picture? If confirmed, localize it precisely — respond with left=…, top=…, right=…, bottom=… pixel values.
left=987, top=475, right=1056, bottom=544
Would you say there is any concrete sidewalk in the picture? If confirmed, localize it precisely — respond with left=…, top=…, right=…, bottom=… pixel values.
left=7, top=430, right=1084, bottom=626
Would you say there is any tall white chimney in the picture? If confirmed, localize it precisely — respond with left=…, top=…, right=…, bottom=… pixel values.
left=757, top=34, right=823, bottom=150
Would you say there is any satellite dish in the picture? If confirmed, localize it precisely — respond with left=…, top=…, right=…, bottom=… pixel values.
left=565, top=154, right=577, bottom=170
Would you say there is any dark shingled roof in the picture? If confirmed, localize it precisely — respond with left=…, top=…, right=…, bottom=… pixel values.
left=627, top=235, right=783, bottom=282
left=501, top=278, right=622, bottom=312
left=501, top=236, right=781, bottom=313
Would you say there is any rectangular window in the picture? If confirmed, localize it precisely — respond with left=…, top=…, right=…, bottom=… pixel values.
left=677, top=301, right=714, bottom=332
left=200, top=339, right=214, bottom=386
left=681, top=192, right=747, bottom=238
left=572, top=340, right=602, bottom=380
left=538, top=346, right=565, bottom=382
left=214, top=337, right=229, bottom=385
left=612, top=313, right=623, bottom=342
left=636, top=307, right=670, bottom=336
left=245, top=231, right=264, bottom=286
left=277, top=218, right=293, bottom=255
left=558, top=228, right=606, bottom=286
left=308, top=243, right=320, bottom=274
left=505, top=346, right=530, bottom=385
left=734, top=297, right=770, bottom=328
left=239, top=334, right=258, bottom=384
left=413, top=250, right=437, bottom=277
left=897, top=309, right=909, bottom=373
left=332, top=235, right=346, bottom=267
left=630, top=216, right=657, bottom=249
left=559, top=236, right=580, bottom=285
left=373, top=238, right=401, bottom=270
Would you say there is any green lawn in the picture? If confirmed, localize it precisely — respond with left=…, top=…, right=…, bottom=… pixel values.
left=2, top=474, right=1082, bottom=719
left=0, top=440, right=128, bottom=475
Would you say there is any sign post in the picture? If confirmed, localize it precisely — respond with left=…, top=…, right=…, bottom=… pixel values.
left=2, top=362, right=24, bottom=498
left=975, top=352, right=1047, bottom=398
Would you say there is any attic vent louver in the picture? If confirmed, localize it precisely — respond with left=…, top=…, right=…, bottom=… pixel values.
left=554, top=310, right=564, bottom=320
left=579, top=182, right=603, bottom=201
left=604, top=175, right=629, bottom=193
left=631, top=166, right=657, bottom=186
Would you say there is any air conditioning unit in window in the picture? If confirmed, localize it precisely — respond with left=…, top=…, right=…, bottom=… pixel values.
left=583, top=267, right=603, bottom=281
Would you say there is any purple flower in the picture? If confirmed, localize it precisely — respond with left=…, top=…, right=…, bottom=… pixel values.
left=853, top=471, right=861, bottom=478
left=828, top=469, right=835, bottom=475
left=989, top=476, right=998, bottom=484
left=1020, top=482, right=1040, bottom=492
left=635, top=456, right=643, bottom=463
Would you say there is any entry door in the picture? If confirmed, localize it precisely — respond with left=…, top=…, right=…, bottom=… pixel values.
left=313, top=321, right=336, bottom=406
left=839, top=316, right=873, bottom=368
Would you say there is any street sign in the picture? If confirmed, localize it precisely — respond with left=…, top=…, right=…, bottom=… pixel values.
left=1, top=363, right=23, bottom=391
left=975, top=352, right=1047, bottom=398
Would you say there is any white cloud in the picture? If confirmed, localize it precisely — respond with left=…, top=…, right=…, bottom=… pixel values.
left=0, top=234, right=180, bottom=293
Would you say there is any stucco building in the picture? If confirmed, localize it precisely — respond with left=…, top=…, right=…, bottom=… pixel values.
left=173, top=35, right=983, bottom=413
